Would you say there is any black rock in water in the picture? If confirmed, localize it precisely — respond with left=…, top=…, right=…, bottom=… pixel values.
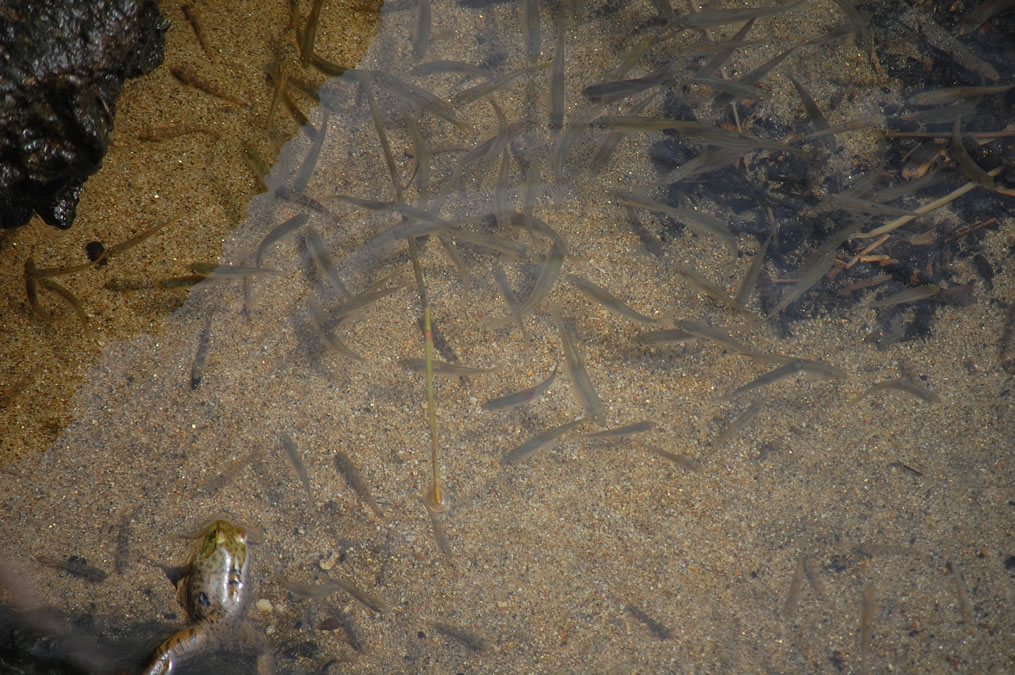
left=0, top=0, right=167, bottom=230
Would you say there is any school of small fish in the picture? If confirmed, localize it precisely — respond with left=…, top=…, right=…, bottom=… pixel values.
left=18, top=0, right=1013, bottom=671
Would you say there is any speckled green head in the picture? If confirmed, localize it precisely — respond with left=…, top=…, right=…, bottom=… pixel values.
left=179, top=519, right=251, bottom=623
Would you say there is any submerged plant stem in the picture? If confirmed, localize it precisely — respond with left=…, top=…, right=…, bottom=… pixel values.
left=408, top=237, right=448, bottom=514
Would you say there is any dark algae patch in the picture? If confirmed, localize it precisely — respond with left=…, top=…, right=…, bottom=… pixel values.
left=1, top=0, right=1013, bottom=673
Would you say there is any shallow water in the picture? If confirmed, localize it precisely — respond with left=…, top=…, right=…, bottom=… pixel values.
left=3, top=0, right=1014, bottom=672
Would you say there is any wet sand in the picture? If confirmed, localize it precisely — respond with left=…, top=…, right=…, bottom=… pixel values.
left=0, top=0, right=381, bottom=465
left=2, top=1, right=1014, bottom=673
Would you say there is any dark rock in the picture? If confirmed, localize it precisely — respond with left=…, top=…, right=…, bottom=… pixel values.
left=0, top=0, right=167, bottom=229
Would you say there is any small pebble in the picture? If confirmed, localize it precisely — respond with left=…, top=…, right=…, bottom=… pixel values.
left=256, top=598, right=273, bottom=613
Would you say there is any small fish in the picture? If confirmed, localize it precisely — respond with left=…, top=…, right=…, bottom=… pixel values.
left=334, top=450, right=382, bottom=518
left=410, top=61, right=491, bottom=79
left=278, top=577, right=338, bottom=600
left=734, top=225, right=774, bottom=306
left=768, top=220, right=861, bottom=316
left=592, top=93, right=655, bottom=174
left=959, top=0, right=1015, bottom=34
left=38, top=277, right=91, bottom=337
left=247, top=213, right=306, bottom=310
left=634, top=329, right=696, bottom=345
left=280, top=433, right=313, bottom=497
left=417, top=314, right=459, bottom=364
left=495, top=149, right=511, bottom=230
left=657, top=146, right=746, bottom=185
left=522, top=163, right=541, bottom=235
left=596, top=114, right=709, bottom=133
left=907, top=83, right=1015, bottom=106
left=308, top=297, right=365, bottom=363
left=691, top=75, right=763, bottom=100
left=518, top=238, right=567, bottom=316
left=412, top=0, right=431, bottom=61
left=399, top=359, right=499, bottom=377
left=830, top=0, right=870, bottom=44
left=569, top=275, right=658, bottom=323
left=714, top=43, right=800, bottom=110
left=900, top=143, right=947, bottom=180
left=304, top=228, right=351, bottom=296
left=714, top=401, right=762, bottom=447
left=726, top=358, right=845, bottom=398
left=947, top=561, right=974, bottom=624
left=292, top=109, right=329, bottom=194
left=803, top=557, right=826, bottom=600
left=550, top=28, right=565, bottom=129
left=99, top=218, right=174, bottom=264
left=253, top=216, right=308, bottom=267
left=436, top=234, right=466, bottom=284
left=782, top=556, right=805, bottom=619
left=181, top=3, right=212, bottom=58
left=870, top=284, right=940, bottom=308
left=431, top=621, right=488, bottom=652
left=886, top=461, right=923, bottom=477
left=645, top=445, right=703, bottom=474
left=804, top=116, right=884, bottom=141
left=620, top=190, right=731, bottom=243
left=24, top=259, right=50, bottom=320
left=301, top=0, right=325, bottom=64
left=853, top=379, right=940, bottom=404
left=405, top=113, right=431, bottom=204
left=501, top=418, right=585, bottom=465
left=583, top=70, right=673, bottom=105
left=360, top=77, right=403, bottom=202
left=819, top=193, right=919, bottom=217
left=583, top=420, right=655, bottom=440
left=482, top=366, right=558, bottom=410
left=551, top=308, right=605, bottom=420
left=323, top=282, right=405, bottom=324
left=492, top=261, right=526, bottom=337
left=279, top=574, right=386, bottom=614
left=785, top=72, right=829, bottom=133
left=522, top=0, right=541, bottom=61
left=328, top=574, right=387, bottom=614
left=677, top=320, right=751, bottom=353
left=190, top=263, right=279, bottom=278
left=319, top=611, right=363, bottom=651
left=672, top=263, right=753, bottom=317
left=698, top=19, right=757, bottom=79
left=451, top=229, right=529, bottom=259
left=201, top=449, right=259, bottom=495
left=160, top=275, right=206, bottom=289
left=170, top=65, right=247, bottom=105
left=427, top=509, right=454, bottom=561
left=952, top=116, right=995, bottom=187
left=308, top=51, right=347, bottom=77
left=452, top=63, right=549, bottom=106
left=190, top=318, right=212, bottom=390
left=683, top=2, right=805, bottom=27
left=265, top=61, right=287, bottom=132
left=36, top=555, right=108, bottom=583
left=369, top=70, right=460, bottom=128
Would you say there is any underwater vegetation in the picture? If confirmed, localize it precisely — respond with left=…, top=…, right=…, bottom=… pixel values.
left=2, top=0, right=1014, bottom=672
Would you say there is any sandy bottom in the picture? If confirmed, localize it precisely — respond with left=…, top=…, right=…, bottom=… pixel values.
left=2, top=1, right=1014, bottom=673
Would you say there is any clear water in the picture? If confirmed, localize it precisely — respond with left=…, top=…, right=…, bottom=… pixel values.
left=3, top=1, right=1013, bottom=672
